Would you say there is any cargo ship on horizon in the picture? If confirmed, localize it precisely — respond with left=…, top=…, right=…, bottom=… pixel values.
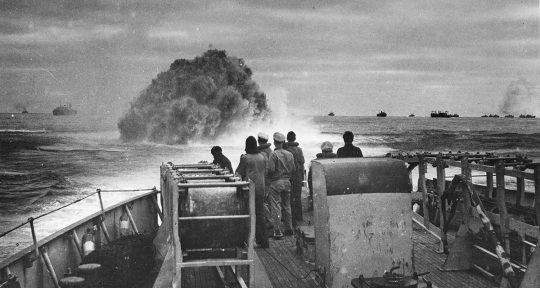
left=52, top=104, right=77, bottom=116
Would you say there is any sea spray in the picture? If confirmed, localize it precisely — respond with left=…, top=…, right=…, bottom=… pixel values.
left=118, top=49, right=270, bottom=144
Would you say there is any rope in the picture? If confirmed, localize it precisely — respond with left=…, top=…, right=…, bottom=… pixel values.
left=0, top=187, right=158, bottom=238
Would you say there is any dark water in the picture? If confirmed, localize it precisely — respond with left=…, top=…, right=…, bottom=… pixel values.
left=1, top=113, right=539, bottom=224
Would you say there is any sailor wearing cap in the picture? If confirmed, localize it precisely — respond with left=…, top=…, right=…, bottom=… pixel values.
left=267, top=132, right=296, bottom=239
left=307, top=141, right=337, bottom=210
left=257, top=132, right=272, bottom=159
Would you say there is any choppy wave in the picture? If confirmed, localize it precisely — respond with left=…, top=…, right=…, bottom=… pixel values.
left=37, top=145, right=126, bottom=153
left=0, top=129, right=48, bottom=133
left=0, top=170, right=70, bottom=209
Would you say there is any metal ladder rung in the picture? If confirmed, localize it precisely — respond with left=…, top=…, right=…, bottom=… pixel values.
left=179, top=215, right=250, bottom=220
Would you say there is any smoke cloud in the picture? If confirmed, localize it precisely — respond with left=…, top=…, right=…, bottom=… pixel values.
left=118, top=50, right=270, bottom=144
left=500, top=78, right=540, bottom=116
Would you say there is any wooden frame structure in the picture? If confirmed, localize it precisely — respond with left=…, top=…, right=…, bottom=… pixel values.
left=159, top=163, right=255, bottom=288
left=391, top=153, right=539, bottom=287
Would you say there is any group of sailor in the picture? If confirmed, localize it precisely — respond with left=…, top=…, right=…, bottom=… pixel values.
left=210, top=131, right=363, bottom=248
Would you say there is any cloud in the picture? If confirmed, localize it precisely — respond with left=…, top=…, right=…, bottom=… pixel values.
left=0, top=24, right=124, bottom=45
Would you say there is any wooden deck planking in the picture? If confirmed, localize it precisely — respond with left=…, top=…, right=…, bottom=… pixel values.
left=255, top=188, right=498, bottom=288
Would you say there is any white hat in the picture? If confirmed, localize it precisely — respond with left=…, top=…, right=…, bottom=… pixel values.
left=257, top=132, right=269, bottom=140
left=273, top=132, right=285, bottom=142
left=321, top=141, right=333, bottom=152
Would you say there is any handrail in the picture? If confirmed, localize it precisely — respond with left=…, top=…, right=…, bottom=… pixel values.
left=0, top=187, right=158, bottom=239
left=0, top=188, right=158, bottom=270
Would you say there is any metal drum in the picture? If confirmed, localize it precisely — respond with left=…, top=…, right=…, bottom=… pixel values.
left=311, top=158, right=413, bottom=288
left=178, top=187, right=249, bottom=249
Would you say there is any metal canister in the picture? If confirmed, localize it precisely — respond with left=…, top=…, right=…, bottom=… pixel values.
left=58, top=276, right=85, bottom=288
left=77, top=263, right=102, bottom=288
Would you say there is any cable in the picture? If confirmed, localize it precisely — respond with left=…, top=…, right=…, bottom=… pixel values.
left=34, top=192, right=99, bottom=220
left=262, top=247, right=318, bottom=280
left=0, top=222, right=29, bottom=238
left=0, top=191, right=98, bottom=238
left=99, top=188, right=157, bottom=192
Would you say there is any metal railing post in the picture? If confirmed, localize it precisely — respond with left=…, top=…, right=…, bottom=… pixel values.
left=96, top=189, right=111, bottom=243
left=28, top=217, right=40, bottom=262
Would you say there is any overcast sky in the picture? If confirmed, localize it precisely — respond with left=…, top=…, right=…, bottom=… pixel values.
left=1, top=0, right=538, bottom=117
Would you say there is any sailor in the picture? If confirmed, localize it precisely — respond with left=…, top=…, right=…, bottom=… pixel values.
left=257, top=132, right=272, bottom=158
left=236, top=136, right=269, bottom=248
left=284, top=131, right=305, bottom=225
left=308, top=141, right=337, bottom=210
left=210, top=146, right=233, bottom=173
left=267, top=132, right=296, bottom=239
left=257, top=132, right=273, bottom=236
left=337, top=131, right=363, bottom=158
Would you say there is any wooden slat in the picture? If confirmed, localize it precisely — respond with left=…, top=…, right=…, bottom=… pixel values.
left=181, top=174, right=234, bottom=180
left=472, top=245, right=526, bottom=271
left=177, top=181, right=250, bottom=188
left=504, top=168, right=534, bottom=180
left=469, top=163, right=496, bottom=173
left=175, top=169, right=225, bottom=174
left=485, top=211, right=538, bottom=240
left=179, top=215, right=250, bottom=220
left=179, top=259, right=253, bottom=268
left=172, top=164, right=216, bottom=169
left=445, top=159, right=462, bottom=168
left=224, top=265, right=249, bottom=288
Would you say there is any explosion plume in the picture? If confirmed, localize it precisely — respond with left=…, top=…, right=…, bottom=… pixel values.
left=118, top=50, right=270, bottom=143
left=500, top=78, right=539, bottom=116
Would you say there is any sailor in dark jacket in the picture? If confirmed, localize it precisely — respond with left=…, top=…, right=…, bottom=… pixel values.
left=284, top=131, right=305, bottom=225
left=337, top=131, right=363, bottom=158
left=210, top=146, right=233, bottom=173
left=236, top=136, right=269, bottom=248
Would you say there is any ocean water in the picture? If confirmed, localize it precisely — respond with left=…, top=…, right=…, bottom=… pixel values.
left=1, top=113, right=539, bottom=232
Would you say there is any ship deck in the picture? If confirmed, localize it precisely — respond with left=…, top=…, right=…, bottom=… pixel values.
left=0, top=189, right=498, bottom=288
left=254, top=190, right=496, bottom=288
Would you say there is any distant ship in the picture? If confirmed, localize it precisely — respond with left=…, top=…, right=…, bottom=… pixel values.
left=504, top=115, right=514, bottom=118
left=431, top=111, right=458, bottom=118
left=408, top=114, right=415, bottom=117
left=482, top=114, right=500, bottom=118
left=21, top=109, right=28, bottom=114
left=53, top=104, right=77, bottom=116
left=376, top=111, right=387, bottom=117
left=519, top=114, right=536, bottom=118
left=328, top=112, right=335, bottom=116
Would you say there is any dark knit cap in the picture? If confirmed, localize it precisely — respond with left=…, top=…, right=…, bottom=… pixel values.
left=287, top=131, right=296, bottom=142
left=245, top=136, right=258, bottom=154
left=211, top=146, right=222, bottom=155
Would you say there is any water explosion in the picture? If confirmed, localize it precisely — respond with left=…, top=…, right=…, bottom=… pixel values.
left=118, top=50, right=270, bottom=144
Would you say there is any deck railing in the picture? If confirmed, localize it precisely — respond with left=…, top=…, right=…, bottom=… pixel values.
left=391, top=152, right=539, bottom=287
left=0, top=188, right=160, bottom=288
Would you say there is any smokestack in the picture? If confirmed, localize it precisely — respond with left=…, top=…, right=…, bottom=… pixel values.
left=118, top=49, right=270, bottom=144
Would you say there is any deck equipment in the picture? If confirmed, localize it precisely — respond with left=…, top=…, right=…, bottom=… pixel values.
left=311, top=158, right=413, bottom=288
